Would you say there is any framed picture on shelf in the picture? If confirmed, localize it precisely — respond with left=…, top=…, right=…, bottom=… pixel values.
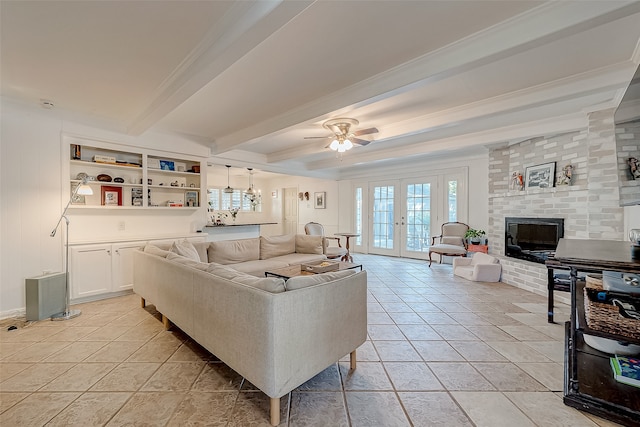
left=131, top=187, right=143, bottom=207
left=70, top=183, right=86, bottom=205
left=525, top=162, right=556, bottom=189
left=314, top=191, right=326, bottom=209
left=159, top=160, right=175, bottom=171
left=101, top=186, right=122, bottom=206
left=185, top=190, right=199, bottom=207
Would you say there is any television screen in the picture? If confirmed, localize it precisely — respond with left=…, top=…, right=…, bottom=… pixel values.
left=505, top=217, right=564, bottom=264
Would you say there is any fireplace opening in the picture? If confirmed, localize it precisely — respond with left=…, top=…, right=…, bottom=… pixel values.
left=505, top=217, right=564, bottom=264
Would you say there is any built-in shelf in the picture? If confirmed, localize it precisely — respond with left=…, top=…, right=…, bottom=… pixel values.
left=67, top=140, right=204, bottom=209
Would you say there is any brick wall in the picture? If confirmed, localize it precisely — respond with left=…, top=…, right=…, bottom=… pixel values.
left=488, top=109, right=624, bottom=300
left=616, top=119, right=640, bottom=206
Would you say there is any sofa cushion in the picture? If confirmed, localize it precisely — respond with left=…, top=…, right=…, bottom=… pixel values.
left=260, top=234, right=295, bottom=260
left=270, top=253, right=327, bottom=266
left=143, top=244, right=170, bottom=258
left=170, top=239, right=201, bottom=262
left=295, top=235, right=324, bottom=254
left=192, top=242, right=210, bottom=263
left=229, top=259, right=290, bottom=277
left=206, top=264, right=286, bottom=293
left=166, top=252, right=210, bottom=271
left=285, top=269, right=356, bottom=291
left=208, top=238, right=260, bottom=264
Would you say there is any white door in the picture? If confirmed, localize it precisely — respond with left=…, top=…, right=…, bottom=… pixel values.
left=401, top=178, right=437, bottom=260
left=369, top=178, right=438, bottom=259
left=283, top=187, right=298, bottom=235
left=70, top=244, right=112, bottom=299
left=369, top=182, right=399, bottom=256
left=112, top=242, right=145, bottom=292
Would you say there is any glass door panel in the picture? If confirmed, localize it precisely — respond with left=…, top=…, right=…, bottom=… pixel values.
left=401, top=178, right=436, bottom=259
left=370, top=183, right=398, bottom=256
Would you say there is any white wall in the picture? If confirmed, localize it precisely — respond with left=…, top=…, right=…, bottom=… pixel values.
left=1, top=100, right=209, bottom=317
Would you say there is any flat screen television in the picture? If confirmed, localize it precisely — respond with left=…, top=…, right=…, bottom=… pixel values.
left=505, top=217, right=564, bottom=264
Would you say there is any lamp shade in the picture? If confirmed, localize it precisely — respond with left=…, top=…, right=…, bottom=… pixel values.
left=329, top=139, right=339, bottom=151
left=77, top=184, right=93, bottom=196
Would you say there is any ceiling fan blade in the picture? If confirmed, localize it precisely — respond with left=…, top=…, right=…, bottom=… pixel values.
left=351, top=137, right=372, bottom=146
left=304, top=136, right=330, bottom=139
left=353, top=127, right=378, bottom=137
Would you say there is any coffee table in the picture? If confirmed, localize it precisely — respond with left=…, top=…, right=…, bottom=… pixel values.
left=265, top=261, right=362, bottom=279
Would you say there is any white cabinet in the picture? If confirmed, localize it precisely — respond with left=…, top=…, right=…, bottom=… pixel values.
left=70, top=236, right=205, bottom=300
left=111, top=242, right=146, bottom=292
left=70, top=244, right=113, bottom=299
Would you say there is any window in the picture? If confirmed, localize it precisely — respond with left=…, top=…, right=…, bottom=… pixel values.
left=208, top=188, right=261, bottom=212
left=448, top=180, right=457, bottom=222
left=355, top=187, right=362, bottom=245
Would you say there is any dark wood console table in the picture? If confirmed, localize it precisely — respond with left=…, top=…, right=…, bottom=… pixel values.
left=550, top=238, right=640, bottom=427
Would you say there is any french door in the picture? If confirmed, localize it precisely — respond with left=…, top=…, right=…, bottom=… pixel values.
left=367, top=173, right=464, bottom=259
left=369, top=178, right=436, bottom=259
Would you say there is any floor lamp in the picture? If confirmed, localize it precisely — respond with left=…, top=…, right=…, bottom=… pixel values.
left=49, top=178, right=93, bottom=321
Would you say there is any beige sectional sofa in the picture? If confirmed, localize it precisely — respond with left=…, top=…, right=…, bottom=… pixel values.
left=133, top=234, right=368, bottom=426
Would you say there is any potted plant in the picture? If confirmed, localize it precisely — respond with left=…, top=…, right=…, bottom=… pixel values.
left=465, top=228, right=486, bottom=245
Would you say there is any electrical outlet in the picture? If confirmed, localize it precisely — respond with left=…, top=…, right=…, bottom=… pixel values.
left=118, top=221, right=125, bottom=231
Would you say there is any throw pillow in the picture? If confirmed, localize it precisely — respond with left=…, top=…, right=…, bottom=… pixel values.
left=206, top=264, right=286, bottom=293
left=285, top=269, right=356, bottom=291
left=166, top=252, right=210, bottom=271
left=170, top=239, right=200, bottom=262
left=144, top=244, right=170, bottom=258
left=260, top=234, right=296, bottom=260
left=295, top=235, right=323, bottom=254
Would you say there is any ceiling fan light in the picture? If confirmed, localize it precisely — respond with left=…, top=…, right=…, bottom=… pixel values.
left=329, top=139, right=339, bottom=151
left=343, top=139, right=353, bottom=150
left=337, top=144, right=347, bottom=153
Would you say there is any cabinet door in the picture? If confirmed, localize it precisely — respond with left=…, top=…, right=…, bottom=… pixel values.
left=112, top=242, right=145, bottom=292
left=70, top=244, right=112, bottom=299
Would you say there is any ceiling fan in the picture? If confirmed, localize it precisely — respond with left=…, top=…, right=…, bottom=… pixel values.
left=305, top=118, right=378, bottom=153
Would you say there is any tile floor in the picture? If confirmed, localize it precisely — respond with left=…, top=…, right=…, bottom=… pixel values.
left=0, top=254, right=623, bottom=426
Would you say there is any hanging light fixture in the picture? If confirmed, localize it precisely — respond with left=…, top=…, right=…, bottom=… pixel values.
left=246, top=168, right=256, bottom=195
left=223, top=165, right=234, bottom=194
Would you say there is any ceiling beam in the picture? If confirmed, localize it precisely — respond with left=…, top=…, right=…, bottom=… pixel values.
left=306, top=113, right=588, bottom=171
left=127, top=0, right=313, bottom=136
left=212, top=0, right=640, bottom=154
left=266, top=62, right=633, bottom=164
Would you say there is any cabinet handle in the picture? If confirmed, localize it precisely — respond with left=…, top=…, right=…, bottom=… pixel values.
left=115, top=249, right=120, bottom=255
left=107, top=250, right=111, bottom=255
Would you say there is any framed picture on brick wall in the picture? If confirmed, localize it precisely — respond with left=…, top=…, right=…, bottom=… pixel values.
left=525, top=162, right=555, bottom=189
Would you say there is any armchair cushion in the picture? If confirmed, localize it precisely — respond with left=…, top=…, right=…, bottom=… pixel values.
left=430, top=244, right=467, bottom=256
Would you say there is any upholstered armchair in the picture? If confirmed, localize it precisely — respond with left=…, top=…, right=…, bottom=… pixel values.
left=304, top=222, right=347, bottom=260
left=428, top=222, right=469, bottom=267
left=453, top=252, right=502, bottom=282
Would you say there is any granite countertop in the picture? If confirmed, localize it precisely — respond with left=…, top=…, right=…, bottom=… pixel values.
left=204, top=222, right=277, bottom=227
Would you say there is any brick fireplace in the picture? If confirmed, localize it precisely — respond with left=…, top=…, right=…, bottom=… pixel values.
left=487, top=108, right=626, bottom=300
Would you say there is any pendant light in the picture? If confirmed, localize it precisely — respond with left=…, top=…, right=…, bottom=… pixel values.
left=246, top=168, right=256, bottom=195
left=223, top=165, right=234, bottom=194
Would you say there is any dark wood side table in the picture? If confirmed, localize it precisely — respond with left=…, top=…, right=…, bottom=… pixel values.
left=335, top=233, right=359, bottom=263
left=552, top=238, right=640, bottom=426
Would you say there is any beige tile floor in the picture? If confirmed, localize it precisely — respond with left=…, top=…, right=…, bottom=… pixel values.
left=0, top=254, right=623, bottom=426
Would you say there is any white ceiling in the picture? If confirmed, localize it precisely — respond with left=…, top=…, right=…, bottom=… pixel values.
left=2, top=1, right=640, bottom=179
